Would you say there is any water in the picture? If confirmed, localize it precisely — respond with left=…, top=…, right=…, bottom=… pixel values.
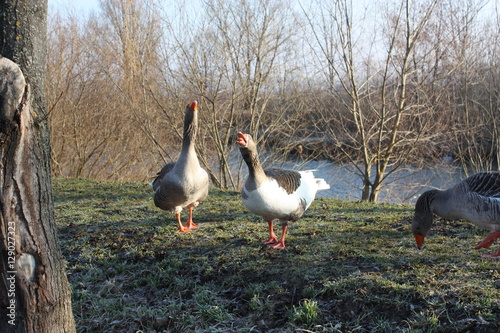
left=236, top=156, right=464, bottom=204
left=230, top=148, right=466, bottom=204
left=283, top=159, right=465, bottom=204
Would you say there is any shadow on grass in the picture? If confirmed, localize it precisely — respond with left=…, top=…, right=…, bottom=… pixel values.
left=53, top=178, right=500, bottom=332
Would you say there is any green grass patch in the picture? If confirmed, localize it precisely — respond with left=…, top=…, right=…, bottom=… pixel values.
left=53, top=178, right=500, bottom=332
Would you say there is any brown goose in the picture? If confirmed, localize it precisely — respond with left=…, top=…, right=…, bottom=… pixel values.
left=412, top=171, right=500, bottom=257
left=237, top=132, right=330, bottom=249
left=151, top=101, right=209, bottom=232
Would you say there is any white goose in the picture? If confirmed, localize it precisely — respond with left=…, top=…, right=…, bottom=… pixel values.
left=237, top=132, right=330, bottom=249
left=151, top=101, right=209, bottom=232
left=412, top=171, right=500, bottom=257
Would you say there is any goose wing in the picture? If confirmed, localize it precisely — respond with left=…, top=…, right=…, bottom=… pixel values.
left=464, top=171, right=500, bottom=198
left=264, top=168, right=302, bottom=195
left=151, top=162, right=176, bottom=191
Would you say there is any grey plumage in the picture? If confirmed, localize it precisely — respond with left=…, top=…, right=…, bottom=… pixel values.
left=152, top=101, right=209, bottom=232
left=412, top=171, right=500, bottom=257
left=265, top=168, right=302, bottom=195
left=236, top=132, right=329, bottom=249
left=151, top=163, right=175, bottom=191
left=414, top=189, right=437, bottom=217
left=462, top=171, right=500, bottom=197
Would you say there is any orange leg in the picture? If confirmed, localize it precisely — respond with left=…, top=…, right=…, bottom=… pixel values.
left=263, top=220, right=278, bottom=244
left=184, top=206, right=199, bottom=229
left=475, top=231, right=500, bottom=258
left=269, top=224, right=288, bottom=250
left=175, top=212, right=192, bottom=233
left=475, top=231, right=500, bottom=249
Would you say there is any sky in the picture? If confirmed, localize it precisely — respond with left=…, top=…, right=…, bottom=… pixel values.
left=48, top=0, right=499, bottom=18
left=48, top=0, right=101, bottom=15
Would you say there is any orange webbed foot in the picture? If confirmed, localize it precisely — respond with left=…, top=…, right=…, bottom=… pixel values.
left=268, top=242, right=285, bottom=250
left=263, top=237, right=278, bottom=244
left=184, top=206, right=199, bottom=230
left=185, top=221, right=199, bottom=229
left=263, top=220, right=278, bottom=244
left=265, top=224, right=288, bottom=249
left=177, top=226, right=193, bottom=233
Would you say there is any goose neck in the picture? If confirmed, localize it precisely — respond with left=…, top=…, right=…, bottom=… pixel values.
left=416, top=189, right=440, bottom=215
left=242, top=149, right=266, bottom=182
left=181, top=110, right=198, bottom=152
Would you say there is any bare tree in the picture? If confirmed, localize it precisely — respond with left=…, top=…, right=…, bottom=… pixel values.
left=443, top=0, right=499, bottom=175
left=45, top=0, right=500, bottom=199
left=48, top=0, right=168, bottom=180
left=157, top=0, right=308, bottom=189
left=0, top=1, right=76, bottom=332
left=47, top=13, right=116, bottom=178
left=305, top=0, right=440, bottom=202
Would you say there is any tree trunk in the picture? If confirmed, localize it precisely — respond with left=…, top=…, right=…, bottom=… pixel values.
left=0, top=57, right=75, bottom=333
left=0, top=0, right=76, bottom=332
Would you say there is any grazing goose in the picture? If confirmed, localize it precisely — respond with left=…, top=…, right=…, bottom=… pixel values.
left=237, top=132, right=330, bottom=249
left=151, top=101, right=209, bottom=232
left=412, top=171, right=500, bottom=257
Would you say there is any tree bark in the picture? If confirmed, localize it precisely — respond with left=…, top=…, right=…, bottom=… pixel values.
left=0, top=57, right=75, bottom=333
left=0, top=0, right=76, bottom=332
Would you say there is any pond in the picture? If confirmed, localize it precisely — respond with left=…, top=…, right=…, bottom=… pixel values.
left=286, top=159, right=465, bottom=204
left=229, top=149, right=467, bottom=204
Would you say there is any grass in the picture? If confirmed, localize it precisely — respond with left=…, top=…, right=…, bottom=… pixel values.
left=53, top=178, right=500, bottom=332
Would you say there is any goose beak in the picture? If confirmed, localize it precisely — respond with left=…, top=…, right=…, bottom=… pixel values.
left=237, top=132, right=248, bottom=147
left=188, top=100, right=198, bottom=111
left=414, top=234, right=425, bottom=249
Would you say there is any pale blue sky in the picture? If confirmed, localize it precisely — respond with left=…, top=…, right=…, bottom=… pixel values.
left=48, top=0, right=101, bottom=14
left=48, top=0, right=498, bottom=18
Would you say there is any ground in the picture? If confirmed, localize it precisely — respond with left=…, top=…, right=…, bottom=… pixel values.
left=53, top=178, right=500, bottom=332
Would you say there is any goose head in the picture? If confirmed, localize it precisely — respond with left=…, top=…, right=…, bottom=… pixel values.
left=237, top=132, right=265, bottom=178
left=237, top=132, right=252, bottom=149
left=237, top=132, right=258, bottom=160
left=411, top=189, right=438, bottom=249
left=184, top=100, right=198, bottom=125
left=188, top=100, right=197, bottom=110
